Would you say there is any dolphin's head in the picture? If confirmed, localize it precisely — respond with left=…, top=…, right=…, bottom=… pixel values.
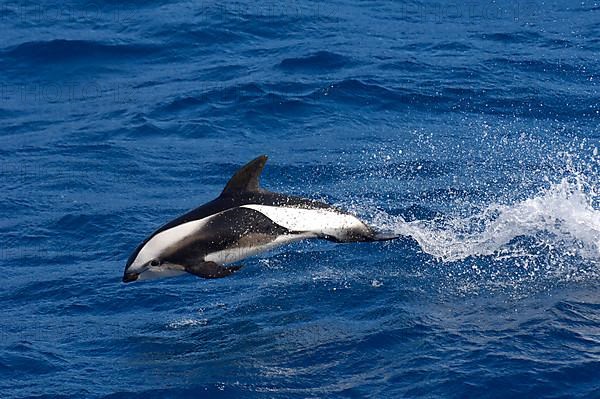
left=122, top=155, right=270, bottom=283
left=122, top=228, right=190, bottom=283
left=122, top=244, right=148, bottom=282
left=123, top=246, right=187, bottom=283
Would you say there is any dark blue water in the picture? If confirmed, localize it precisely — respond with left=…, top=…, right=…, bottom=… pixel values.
left=1, top=1, right=599, bottom=398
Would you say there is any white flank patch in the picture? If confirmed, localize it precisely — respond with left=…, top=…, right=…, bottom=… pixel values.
left=241, top=204, right=370, bottom=240
left=205, top=232, right=315, bottom=264
left=130, top=216, right=213, bottom=271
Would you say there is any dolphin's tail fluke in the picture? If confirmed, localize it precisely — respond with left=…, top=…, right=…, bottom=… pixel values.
left=370, top=231, right=401, bottom=241
left=320, top=227, right=401, bottom=243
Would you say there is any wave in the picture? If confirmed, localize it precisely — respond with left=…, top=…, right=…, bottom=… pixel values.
left=478, top=31, right=544, bottom=44
left=4, top=39, right=160, bottom=63
left=367, top=161, right=600, bottom=265
left=278, top=51, right=351, bottom=72
left=140, top=75, right=597, bottom=122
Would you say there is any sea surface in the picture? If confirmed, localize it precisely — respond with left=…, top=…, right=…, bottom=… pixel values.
left=1, top=1, right=599, bottom=398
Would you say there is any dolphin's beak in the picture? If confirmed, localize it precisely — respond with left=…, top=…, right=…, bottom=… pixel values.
left=122, top=272, right=139, bottom=283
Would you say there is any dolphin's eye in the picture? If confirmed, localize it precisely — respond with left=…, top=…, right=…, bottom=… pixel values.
left=149, top=259, right=161, bottom=267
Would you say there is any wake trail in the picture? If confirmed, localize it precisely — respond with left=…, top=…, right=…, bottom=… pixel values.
left=369, top=177, right=600, bottom=263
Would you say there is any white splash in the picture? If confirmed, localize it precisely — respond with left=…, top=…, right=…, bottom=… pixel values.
left=167, top=318, right=208, bottom=329
left=370, top=177, right=600, bottom=263
left=371, top=279, right=384, bottom=288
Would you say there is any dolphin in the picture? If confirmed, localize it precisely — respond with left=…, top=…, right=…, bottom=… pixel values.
left=122, top=155, right=395, bottom=283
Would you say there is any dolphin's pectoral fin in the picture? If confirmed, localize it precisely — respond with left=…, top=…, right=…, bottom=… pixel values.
left=184, top=261, right=243, bottom=279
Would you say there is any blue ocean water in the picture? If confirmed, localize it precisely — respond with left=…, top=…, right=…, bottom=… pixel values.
left=1, top=0, right=599, bottom=397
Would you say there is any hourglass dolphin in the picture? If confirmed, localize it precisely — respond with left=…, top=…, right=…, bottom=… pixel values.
left=122, top=155, right=395, bottom=283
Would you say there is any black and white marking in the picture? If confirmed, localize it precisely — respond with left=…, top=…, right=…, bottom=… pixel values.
left=122, top=155, right=395, bottom=283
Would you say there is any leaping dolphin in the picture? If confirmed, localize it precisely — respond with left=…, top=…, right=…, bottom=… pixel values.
left=122, top=155, right=394, bottom=283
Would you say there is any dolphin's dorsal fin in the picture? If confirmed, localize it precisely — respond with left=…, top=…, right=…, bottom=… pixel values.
left=221, top=155, right=268, bottom=196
